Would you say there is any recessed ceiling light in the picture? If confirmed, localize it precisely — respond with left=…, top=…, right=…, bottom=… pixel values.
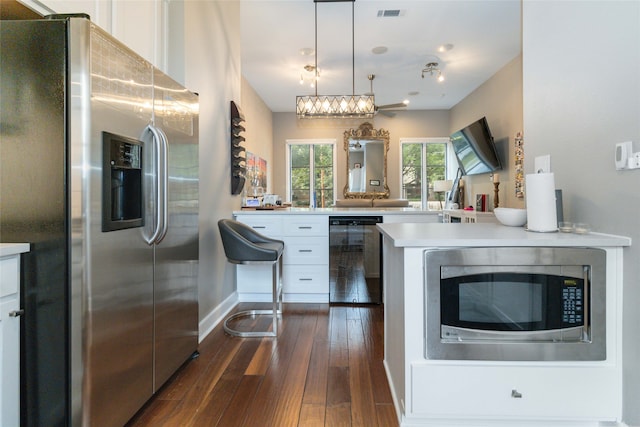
left=371, top=46, right=388, bottom=55
left=299, top=47, right=314, bottom=56
left=438, top=43, right=454, bottom=53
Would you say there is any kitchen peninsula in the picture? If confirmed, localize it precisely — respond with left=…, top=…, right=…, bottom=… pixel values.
left=233, top=207, right=439, bottom=303
left=377, top=222, right=631, bottom=427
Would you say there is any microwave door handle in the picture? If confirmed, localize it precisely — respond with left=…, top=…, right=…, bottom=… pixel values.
left=583, top=266, right=590, bottom=338
left=155, top=127, right=169, bottom=244
left=144, top=124, right=164, bottom=245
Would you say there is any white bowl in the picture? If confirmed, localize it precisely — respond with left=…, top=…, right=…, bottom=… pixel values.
left=494, top=207, right=527, bottom=227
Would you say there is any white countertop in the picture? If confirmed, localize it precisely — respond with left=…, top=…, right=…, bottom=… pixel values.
left=0, top=243, right=30, bottom=257
left=234, top=207, right=437, bottom=216
left=377, top=222, right=632, bottom=248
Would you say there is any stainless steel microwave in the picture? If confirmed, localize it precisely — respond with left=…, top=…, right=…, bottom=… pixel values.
left=424, top=247, right=606, bottom=361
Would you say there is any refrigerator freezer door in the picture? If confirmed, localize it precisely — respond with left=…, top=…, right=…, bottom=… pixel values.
left=152, top=69, right=199, bottom=390
left=0, top=20, right=69, bottom=427
left=83, top=23, right=155, bottom=427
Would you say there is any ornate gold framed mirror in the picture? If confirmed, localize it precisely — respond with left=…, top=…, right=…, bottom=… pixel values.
left=343, top=122, right=390, bottom=199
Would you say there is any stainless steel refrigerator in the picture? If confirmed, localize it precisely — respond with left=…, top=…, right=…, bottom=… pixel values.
left=0, top=15, right=199, bottom=427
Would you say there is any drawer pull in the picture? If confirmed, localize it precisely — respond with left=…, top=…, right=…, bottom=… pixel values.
left=511, top=389, right=522, bottom=399
left=252, top=226, right=266, bottom=229
left=9, top=309, right=24, bottom=318
left=298, top=249, right=312, bottom=253
left=299, top=278, right=313, bottom=281
left=298, top=226, right=312, bottom=229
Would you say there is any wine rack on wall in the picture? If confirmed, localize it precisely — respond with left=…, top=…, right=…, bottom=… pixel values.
left=230, top=101, right=246, bottom=195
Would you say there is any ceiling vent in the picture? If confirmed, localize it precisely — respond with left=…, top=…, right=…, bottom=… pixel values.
left=377, top=9, right=404, bottom=18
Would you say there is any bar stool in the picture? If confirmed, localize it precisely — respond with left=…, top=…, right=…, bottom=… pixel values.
left=218, top=219, right=284, bottom=337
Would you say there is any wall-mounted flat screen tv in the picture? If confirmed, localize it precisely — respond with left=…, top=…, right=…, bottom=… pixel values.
left=450, top=117, right=502, bottom=175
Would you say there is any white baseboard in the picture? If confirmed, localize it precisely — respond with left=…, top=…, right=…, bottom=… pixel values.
left=238, top=292, right=329, bottom=304
left=198, top=291, right=238, bottom=343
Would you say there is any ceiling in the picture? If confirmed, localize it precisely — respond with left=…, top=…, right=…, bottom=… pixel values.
left=241, top=0, right=522, bottom=113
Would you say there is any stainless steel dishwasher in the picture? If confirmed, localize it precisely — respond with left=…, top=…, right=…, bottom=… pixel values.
left=329, top=216, right=383, bottom=304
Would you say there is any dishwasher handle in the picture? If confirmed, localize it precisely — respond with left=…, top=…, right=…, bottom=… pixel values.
left=329, top=216, right=382, bottom=226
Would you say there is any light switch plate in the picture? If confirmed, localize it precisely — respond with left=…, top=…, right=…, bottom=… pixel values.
left=534, top=155, right=551, bottom=173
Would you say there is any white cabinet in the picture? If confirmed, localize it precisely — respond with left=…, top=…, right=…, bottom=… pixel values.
left=411, top=363, right=619, bottom=421
left=381, top=237, right=624, bottom=426
left=234, top=215, right=329, bottom=303
left=18, top=0, right=167, bottom=70
left=0, top=245, right=29, bottom=427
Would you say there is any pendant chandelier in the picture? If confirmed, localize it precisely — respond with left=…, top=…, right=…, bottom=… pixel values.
left=296, top=0, right=375, bottom=119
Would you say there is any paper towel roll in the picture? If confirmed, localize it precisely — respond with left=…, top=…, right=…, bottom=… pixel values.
left=525, top=173, right=558, bottom=232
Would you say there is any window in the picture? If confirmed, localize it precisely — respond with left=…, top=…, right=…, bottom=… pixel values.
left=286, top=140, right=336, bottom=208
left=400, top=138, right=449, bottom=210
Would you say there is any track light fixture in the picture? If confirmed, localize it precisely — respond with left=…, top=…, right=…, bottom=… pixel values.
left=422, top=62, right=445, bottom=82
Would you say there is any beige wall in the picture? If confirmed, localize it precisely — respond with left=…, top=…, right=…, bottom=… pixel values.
left=269, top=57, right=521, bottom=205
left=181, top=1, right=242, bottom=335
left=450, top=54, right=524, bottom=209
left=522, top=2, right=639, bottom=424
left=272, top=110, right=450, bottom=200
left=241, top=77, right=274, bottom=193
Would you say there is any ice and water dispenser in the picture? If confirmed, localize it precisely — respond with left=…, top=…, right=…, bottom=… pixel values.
left=102, top=132, right=143, bottom=232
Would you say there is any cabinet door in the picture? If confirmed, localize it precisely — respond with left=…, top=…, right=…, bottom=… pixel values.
left=0, top=298, right=20, bottom=427
left=18, top=0, right=112, bottom=32
left=111, top=0, right=164, bottom=67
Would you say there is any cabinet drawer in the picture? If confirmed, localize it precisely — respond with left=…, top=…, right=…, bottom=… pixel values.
left=283, top=265, right=329, bottom=294
left=234, top=215, right=283, bottom=237
left=0, top=256, right=19, bottom=298
left=283, top=216, right=327, bottom=237
left=282, top=236, right=328, bottom=265
left=410, top=363, right=619, bottom=420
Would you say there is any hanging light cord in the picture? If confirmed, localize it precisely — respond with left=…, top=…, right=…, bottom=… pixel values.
left=352, top=0, right=355, bottom=96
left=314, top=1, right=318, bottom=97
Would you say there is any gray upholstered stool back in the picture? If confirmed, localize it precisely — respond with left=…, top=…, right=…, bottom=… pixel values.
left=217, top=219, right=284, bottom=337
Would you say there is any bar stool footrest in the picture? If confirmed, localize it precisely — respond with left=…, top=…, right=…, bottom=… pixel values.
left=223, top=309, right=282, bottom=337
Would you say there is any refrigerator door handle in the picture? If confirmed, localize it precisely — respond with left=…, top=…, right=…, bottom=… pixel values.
left=145, top=124, right=164, bottom=245
left=156, top=127, right=170, bottom=244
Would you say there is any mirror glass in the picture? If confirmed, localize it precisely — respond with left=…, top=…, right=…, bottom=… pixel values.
left=344, top=123, right=389, bottom=199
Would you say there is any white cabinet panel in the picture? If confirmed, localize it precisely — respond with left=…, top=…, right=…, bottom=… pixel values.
left=284, top=216, right=328, bottom=237
left=234, top=214, right=329, bottom=303
left=0, top=254, right=22, bottom=427
left=111, top=0, right=164, bottom=67
left=283, top=265, right=329, bottom=294
left=411, top=363, right=619, bottom=421
left=282, top=236, right=328, bottom=265
left=0, top=257, right=18, bottom=298
left=234, top=215, right=284, bottom=237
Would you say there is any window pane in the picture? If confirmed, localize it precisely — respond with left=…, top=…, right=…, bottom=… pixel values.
left=291, top=167, right=310, bottom=190
left=402, top=143, right=423, bottom=206
left=288, top=142, right=335, bottom=207
left=291, top=145, right=310, bottom=167
left=291, top=189, right=310, bottom=207
left=426, top=143, right=447, bottom=202
left=314, top=144, right=333, bottom=167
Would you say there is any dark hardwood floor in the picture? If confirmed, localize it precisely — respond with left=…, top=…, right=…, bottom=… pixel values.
left=127, top=303, right=398, bottom=427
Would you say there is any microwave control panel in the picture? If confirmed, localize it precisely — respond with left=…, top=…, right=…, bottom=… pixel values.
left=562, top=281, right=583, bottom=325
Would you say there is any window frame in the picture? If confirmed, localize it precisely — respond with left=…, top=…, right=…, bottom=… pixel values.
left=285, top=138, right=337, bottom=208
left=399, top=137, right=454, bottom=210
